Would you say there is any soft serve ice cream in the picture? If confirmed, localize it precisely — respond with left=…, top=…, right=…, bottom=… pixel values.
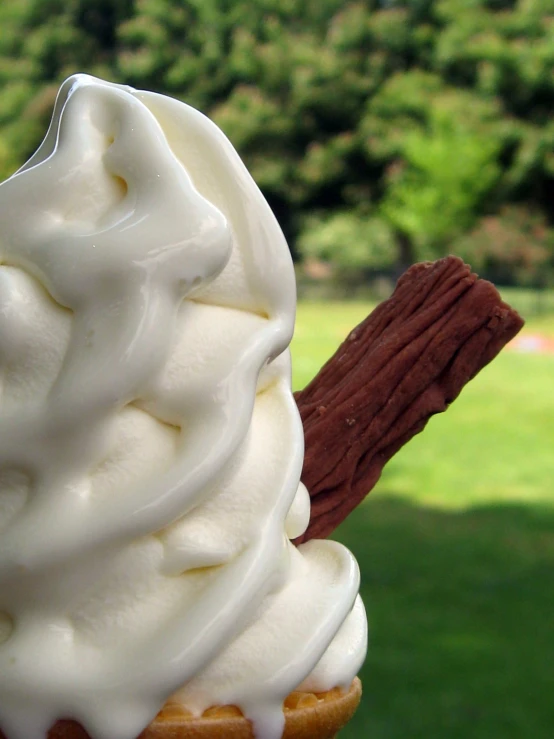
left=0, top=75, right=367, bottom=739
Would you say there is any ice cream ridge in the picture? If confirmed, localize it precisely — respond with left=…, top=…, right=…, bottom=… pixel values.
left=0, top=75, right=367, bottom=739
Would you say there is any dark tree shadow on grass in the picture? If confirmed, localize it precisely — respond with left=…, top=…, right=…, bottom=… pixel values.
left=331, top=497, right=554, bottom=739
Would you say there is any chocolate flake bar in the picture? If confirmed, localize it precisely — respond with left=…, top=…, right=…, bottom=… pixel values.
left=294, top=256, right=524, bottom=543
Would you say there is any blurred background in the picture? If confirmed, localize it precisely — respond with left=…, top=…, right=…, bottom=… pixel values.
left=0, top=1, right=552, bottom=737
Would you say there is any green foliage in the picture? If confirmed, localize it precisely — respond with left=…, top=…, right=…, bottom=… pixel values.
left=381, top=107, right=501, bottom=258
left=0, top=0, right=553, bottom=282
left=454, top=205, right=554, bottom=285
left=297, top=211, right=397, bottom=278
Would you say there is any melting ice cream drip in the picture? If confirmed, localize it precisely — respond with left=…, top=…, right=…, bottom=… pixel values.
left=0, top=76, right=366, bottom=739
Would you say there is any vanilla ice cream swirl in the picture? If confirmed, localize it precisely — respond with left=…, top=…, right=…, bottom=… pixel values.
left=0, top=76, right=367, bottom=739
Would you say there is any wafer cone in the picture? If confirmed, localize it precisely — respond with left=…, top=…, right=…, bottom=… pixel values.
left=7, top=678, right=361, bottom=739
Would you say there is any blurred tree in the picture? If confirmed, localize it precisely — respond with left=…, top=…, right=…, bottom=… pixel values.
left=380, top=105, right=501, bottom=264
left=0, top=0, right=552, bottom=283
left=297, top=210, right=397, bottom=283
left=454, top=204, right=554, bottom=286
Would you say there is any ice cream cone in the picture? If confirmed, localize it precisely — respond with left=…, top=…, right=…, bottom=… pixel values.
left=4, top=678, right=361, bottom=739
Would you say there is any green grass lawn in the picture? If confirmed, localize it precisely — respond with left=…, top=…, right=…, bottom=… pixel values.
left=291, top=300, right=554, bottom=739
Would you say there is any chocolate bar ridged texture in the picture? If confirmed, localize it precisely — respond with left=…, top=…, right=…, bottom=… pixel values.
left=294, top=256, right=524, bottom=544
